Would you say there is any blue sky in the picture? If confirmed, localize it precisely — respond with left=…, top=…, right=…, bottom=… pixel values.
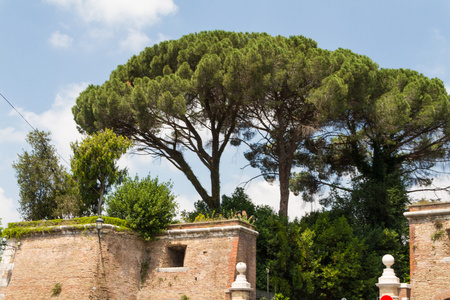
left=1, top=0, right=449, bottom=226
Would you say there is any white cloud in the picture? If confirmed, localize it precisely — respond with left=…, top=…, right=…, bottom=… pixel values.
left=19, top=83, right=88, bottom=161
left=45, top=0, right=177, bottom=52
left=120, top=29, right=151, bottom=53
left=0, top=187, right=21, bottom=226
left=48, top=31, right=74, bottom=48
left=0, top=127, right=25, bottom=144
left=46, top=0, right=177, bottom=29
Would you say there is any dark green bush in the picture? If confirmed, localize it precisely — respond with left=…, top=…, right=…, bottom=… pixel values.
left=106, top=175, right=177, bottom=240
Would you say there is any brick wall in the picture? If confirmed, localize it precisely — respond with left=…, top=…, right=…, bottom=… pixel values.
left=140, top=221, right=257, bottom=300
left=0, top=220, right=258, bottom=300
left=404, top=202, right=450, bottom=300
left=1, top=225, right=146, bottom=299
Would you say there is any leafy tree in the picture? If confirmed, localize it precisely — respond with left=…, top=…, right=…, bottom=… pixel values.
left=292, top=58, right=450, bottom=218
left=238, top=36, right=341, bottom=216
left=12, top=130, right=76, bottom=220
left=53, top=173, right=83, bottom=219
left=327, top=184, right=411, bottom=284
left=287, top=56, right=450, bottom=287
left=290, top=56, right=450, bottom=284
left=73, top=31, right=265, bottom=210
left=297, top=212, right=379, bottom=299
left=221, top=187, right=256, bottom=217
left=71, top=129, right=132, bottom=216
left=106, top=174, right=177, bottom=240
left=254, top=208, right=378, bottom=299
left=253, top=207, right=295, bottom=295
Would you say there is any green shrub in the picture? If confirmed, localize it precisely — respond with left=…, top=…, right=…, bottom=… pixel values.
left=106, top=175, right=177, bottom=240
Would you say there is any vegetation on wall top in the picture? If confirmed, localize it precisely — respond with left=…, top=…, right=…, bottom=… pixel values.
left=1, top=216, right=130, bottom=239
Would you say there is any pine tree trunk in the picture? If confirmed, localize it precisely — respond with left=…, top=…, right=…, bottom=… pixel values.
left=278, top=160, right=291, bottom=217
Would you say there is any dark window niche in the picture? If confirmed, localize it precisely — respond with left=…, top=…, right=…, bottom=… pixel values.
left=166, top=244, right=186, bottom=268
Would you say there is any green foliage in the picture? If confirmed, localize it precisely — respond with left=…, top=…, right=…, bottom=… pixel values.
left=72, top=31, right=343, bottom=214
left=2, top=216, right=130, bottom=239
left=302, top=213, right=379, bottom=299
left=71, top=128, right=132, bottom=216
left=181, top=188, right=256, bottom=226
left=289, top=57, right=449, bottom=289
left=12, top=130, right=78, bottom=220
left=51, top=282, right=62, bottom=296
left=182, top=188, right=385, bottom=299
left=328, top=174, right=409, bottom=233
left=54, top=173, right=83, bottom=219
left=140, top=258, right=150, bottom=285
left=264, top=294, right=289, bottom=300
left=5, top=216, right=128, bottom=228
left=319, top=174, right=411, bottom=284
left=239, top=38, right=340, bottom=216
left=288, top=56, right=450, bottom=291
left=432, top=220, right=446, bottom=241
left=67, top=31, right=449, bottom=297
left=292, top=56, right=450, bottom=219
left=106, top=175, right=177, bottom=240
left=187, top=210, right=254, bottom=225
left=276, top=294, right=289, bottom=300
left=73, top=31, right=270, bottom=210
left=180, top=200, right=211, bottom=222
left=221, top=187, right=256, bottom=217
left=182, top=187, right=256, bottom=222
left=256, top=211, right=379, bottom=299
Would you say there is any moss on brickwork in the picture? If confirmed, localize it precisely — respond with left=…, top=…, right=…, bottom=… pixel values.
left=6, top=216, right=128, bottom=228
left=2, top=216, right=130, bottom=239
left=140, top=257, right=150, bottom=286
left=51, top=282, right=62, bottom=297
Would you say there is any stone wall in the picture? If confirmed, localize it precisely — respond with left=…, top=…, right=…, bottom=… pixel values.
left=1, top=224, right=146, bottom=300
left=0, top=220, right=257, bottom=300
left=139, top=221, right=257, bottom=300
left=404, top=202, right=450, bottom=300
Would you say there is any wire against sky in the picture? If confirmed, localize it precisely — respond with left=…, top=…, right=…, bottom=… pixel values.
left=0, top=91, right=71, bottom=167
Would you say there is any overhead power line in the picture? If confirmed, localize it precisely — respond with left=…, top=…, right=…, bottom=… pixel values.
left=0, top=91, right=71, bottom=167
left=0, top=92, right=36, bottom=132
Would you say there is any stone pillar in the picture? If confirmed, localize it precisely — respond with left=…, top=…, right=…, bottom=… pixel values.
left=0, top=238, right=17, bottom=300
left=230, top=262, right=253, bottom=300
left=376, top=254, right=401, bottom=299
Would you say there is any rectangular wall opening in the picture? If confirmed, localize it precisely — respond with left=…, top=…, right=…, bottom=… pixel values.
left=166, top=244, right=186, bottom=267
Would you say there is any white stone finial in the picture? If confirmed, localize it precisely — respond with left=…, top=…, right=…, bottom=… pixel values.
left=377, top=254, right=400, bottom=285
left=231, top=262, right=251, bottom=289
left=236, top=262, right=246, bottom=275
left=382, top=254, right=395, bottom=268
left=376, top=254, right=401, bottom=298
